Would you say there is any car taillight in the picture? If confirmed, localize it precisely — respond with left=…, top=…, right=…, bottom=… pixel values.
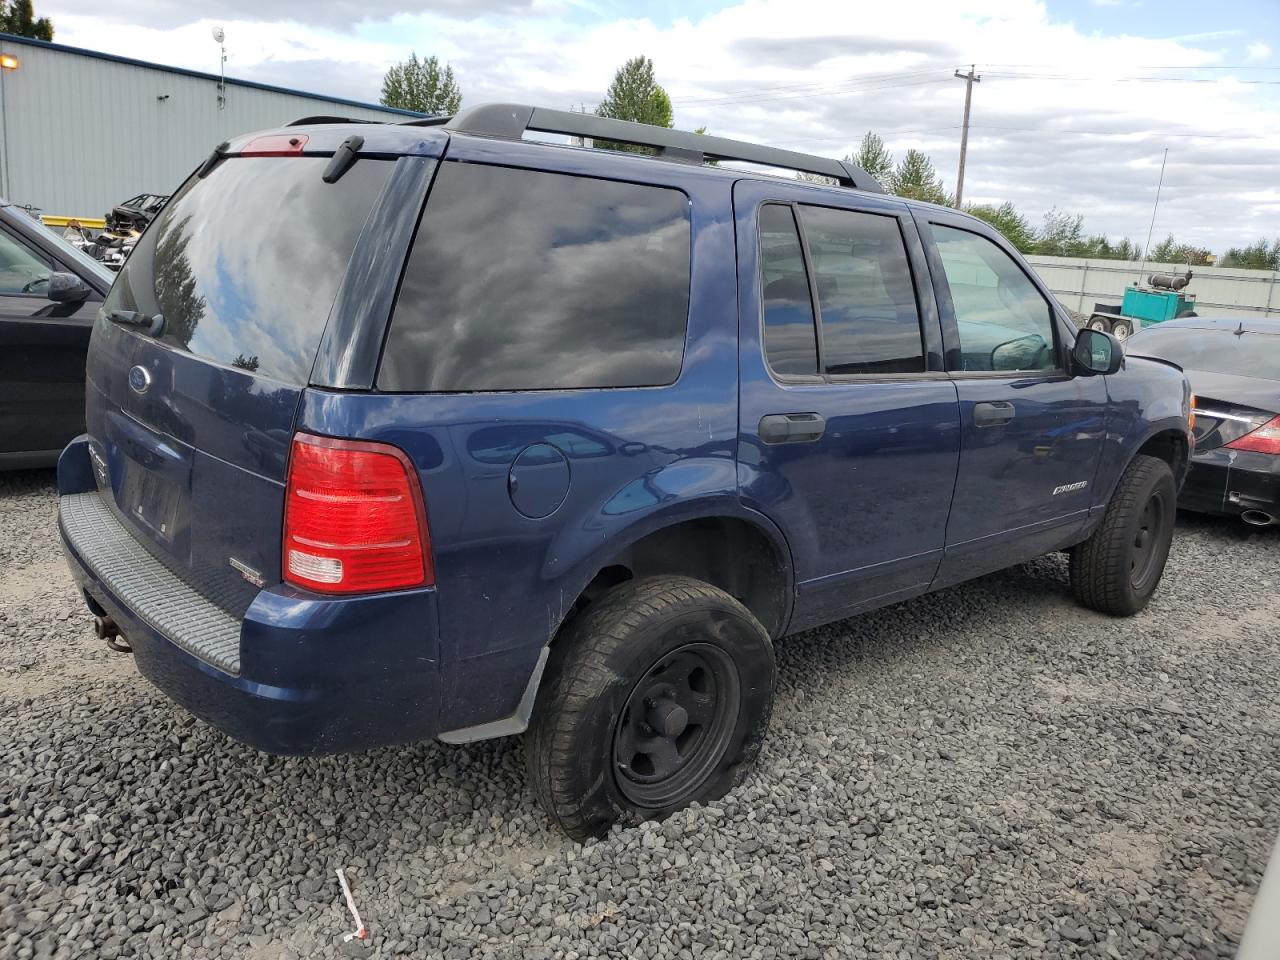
left=1226, top=415, right=1280, bottom=455
left=283, top=433, right=433, bottom=594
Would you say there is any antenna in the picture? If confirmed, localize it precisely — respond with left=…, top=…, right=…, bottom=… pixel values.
left=1137, top=147, right=1168, bottom=287
left=212, top=27, right=227, bottom=110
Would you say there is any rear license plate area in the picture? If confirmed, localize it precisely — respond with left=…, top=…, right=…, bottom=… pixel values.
left=119, top=458, right=186, bottom=545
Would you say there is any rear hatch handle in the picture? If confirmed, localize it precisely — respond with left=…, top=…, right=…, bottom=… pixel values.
left=104, top=308, right=165, bottom=338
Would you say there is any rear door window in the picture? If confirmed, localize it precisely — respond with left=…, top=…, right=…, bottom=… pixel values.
left=105, top=157, right=393, bottom=384
left=378, top=162, right=691, bottom=392
left=798, top=205, right=925, bottom=376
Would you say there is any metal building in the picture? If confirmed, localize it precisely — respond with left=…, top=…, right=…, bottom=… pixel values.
left=0, top=32, right=421, bottom=218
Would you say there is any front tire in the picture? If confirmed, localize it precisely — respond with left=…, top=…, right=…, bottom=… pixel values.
left=1111, top=317, right=1135, bottom=341
left=1088, top=315, right=1112, bottom=333
left=1070, top=454, right=1176, bottom=616
left=525, top=576, right=775, bottom=840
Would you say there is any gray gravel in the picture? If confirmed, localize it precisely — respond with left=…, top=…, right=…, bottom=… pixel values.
left=2, top=468, right=1278, bottom=960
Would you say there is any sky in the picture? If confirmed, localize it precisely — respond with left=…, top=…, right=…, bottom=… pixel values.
left=42, top=0, right=1280, bottom=253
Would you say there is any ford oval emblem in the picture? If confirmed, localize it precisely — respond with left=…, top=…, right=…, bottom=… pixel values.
left=128, top=365, right=152, bottom=395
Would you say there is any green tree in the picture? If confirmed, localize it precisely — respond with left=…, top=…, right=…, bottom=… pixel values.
left=852, top=131, right=894, bottom=187
left=1149, top=233, right=1213, bottom=266
left=1220, top=238, right=1280, bottom=270
left=1034, top=208, right=1087, bottom=257
left=965, top=202, right=1035, bottom=253
left=380, top=53, right=462, bottom=116
left=595, top=55, right=673, bottom=153
left=1, top=0, right=53, bottom=40
left=597, top=55, right=673, bottom=128
left=889, top=149, right=951, bottom=205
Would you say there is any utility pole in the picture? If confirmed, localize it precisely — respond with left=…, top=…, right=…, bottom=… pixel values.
left=953, top=64, right=980, bottom=208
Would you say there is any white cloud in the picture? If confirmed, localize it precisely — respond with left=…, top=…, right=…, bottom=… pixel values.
left=1246, top=42, right=1271, bottom=63
left=43, top=0, right=1280, bottom=252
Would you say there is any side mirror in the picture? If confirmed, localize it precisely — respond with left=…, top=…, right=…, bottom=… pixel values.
left=1073, top=328, right=1123, bottom=375
left=47, top=271, right=91, bottom=304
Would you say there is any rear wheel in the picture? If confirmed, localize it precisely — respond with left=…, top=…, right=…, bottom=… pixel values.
left=1110, top=317, right=1135, bottom=341
left=1088, top=315, right=1112, bottom=333
left=525, top=576, right=775, bottom=840
left=1070, top=454, right=1176, bottom=616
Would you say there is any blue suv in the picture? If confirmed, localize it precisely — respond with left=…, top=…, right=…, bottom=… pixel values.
left=57, top=104, right=1193, bottom=838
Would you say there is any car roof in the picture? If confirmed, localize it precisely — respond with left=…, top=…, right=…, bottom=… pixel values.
left=1135, top=317, right=1280, bottom=336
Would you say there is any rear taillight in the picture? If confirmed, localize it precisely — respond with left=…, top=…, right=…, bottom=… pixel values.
left=1226, top=415, right=1280, bottom=455
left=283, top=433, right=433, bottom=594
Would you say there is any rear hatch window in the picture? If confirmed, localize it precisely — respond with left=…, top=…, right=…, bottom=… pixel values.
left=105, top=156, right=393, bottom=383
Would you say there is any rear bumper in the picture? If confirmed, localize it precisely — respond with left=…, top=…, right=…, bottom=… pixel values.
left=1180, top=446, right=1280, bottom=520
left=57, top=438, right=442, bottom=755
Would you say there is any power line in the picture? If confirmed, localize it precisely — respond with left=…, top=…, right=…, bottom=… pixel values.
left=984, top=62, right=1280, bottom=71
left=672, top=67, right=946, bottom=106
left=983, top=71, right=1280, bottom=85
left=673, top=71, right=951, bottom=108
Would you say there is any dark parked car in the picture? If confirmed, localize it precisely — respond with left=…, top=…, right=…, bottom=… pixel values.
left=1126, top=317, right=1279, bottom=526
left=105, top=193, right=169, bottom=233
left=0, top=200, right=113, bottom=469
left=57, top=105, right=1193, bottom=838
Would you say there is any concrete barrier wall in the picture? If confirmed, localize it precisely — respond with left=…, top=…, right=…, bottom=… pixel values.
left=1026, top=256, right=1280, bottom=320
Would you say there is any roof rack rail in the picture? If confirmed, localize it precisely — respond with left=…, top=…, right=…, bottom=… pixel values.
left=405, top=102, right=884, bottom=193
left=287, top=115, right=377, bottom=127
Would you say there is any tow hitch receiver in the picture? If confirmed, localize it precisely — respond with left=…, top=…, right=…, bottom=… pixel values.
left=94, top=615, right=132, bottom=654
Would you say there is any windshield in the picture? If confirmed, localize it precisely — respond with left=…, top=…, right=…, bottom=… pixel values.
left=104, top=156, right=392, bottom=384
left=1126, top=326, right=1280, bottom=381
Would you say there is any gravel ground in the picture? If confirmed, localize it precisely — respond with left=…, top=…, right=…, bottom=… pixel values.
left=2, top=468, right=1277, bottom=960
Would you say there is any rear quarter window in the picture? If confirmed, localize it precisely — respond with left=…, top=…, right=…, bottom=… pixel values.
left=377, top=163, right=691, bottom=392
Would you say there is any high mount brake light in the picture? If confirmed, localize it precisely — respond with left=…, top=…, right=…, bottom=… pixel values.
left=283, top=434, right=434, bottom=594
left=1225, top=415, right=1280, bottom=456
left=240, top=134, right=309, bottom=157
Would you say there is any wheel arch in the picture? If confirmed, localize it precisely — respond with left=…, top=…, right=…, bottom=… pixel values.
left=555, top=503, right=796, bottom=643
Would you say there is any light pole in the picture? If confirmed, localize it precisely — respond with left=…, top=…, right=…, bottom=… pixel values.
left=212, top=26, right=226, bottom=110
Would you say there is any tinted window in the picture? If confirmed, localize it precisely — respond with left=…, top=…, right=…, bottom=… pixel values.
left=1127, top=327, right=1280, bottom=381
left=379, top=163, right=690, bottom=392
left=933, top=224, right=1056, bottom=373
left=105, top=157, right=392, bottom=383
left=0, top=228, right=52, bottom=295
left=798, top=205, right=924, bottom=376
left=759, top=204, right=818, bottom=376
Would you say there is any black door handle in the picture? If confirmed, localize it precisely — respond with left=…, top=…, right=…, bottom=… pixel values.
left=973, top=400, right=1015, bottom=427
left=759, top=412, right=826, bottom=444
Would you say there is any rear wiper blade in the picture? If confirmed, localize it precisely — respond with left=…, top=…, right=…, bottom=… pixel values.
left=105, top=309, right=165, bottom=337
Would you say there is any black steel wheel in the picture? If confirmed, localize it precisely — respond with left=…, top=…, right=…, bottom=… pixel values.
left=1129, top=487, right=1169, bottom=594
left=525, top=576, right=775, bottom=840
left=612, top=642, right=741, bottom=808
